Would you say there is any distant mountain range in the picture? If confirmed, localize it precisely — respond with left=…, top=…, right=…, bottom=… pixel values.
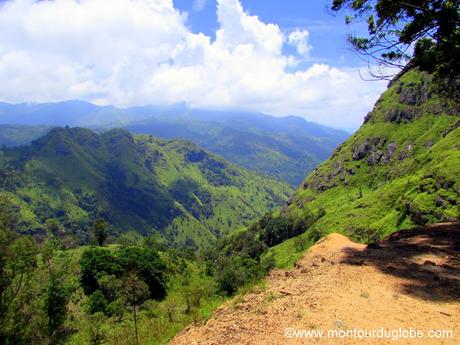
left=0, top=101, right=349, bottom=186
left=0, top=127, right=291, bottom=247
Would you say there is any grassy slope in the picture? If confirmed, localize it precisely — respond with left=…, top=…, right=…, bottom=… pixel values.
left=0, top=128, right=292, bottom=247
left=266, top=70, right=460, bottom=268
left=126, top=115, right=349, bottom=187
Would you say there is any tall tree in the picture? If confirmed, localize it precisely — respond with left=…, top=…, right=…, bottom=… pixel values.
left=123, top=274, right=149, bottom=345
left=331, top=0, right=460, bottom=82
left=92, top=219, right=108, bottom=246
left=0, top=194, right=37, bottom=343
left=44, top=273, right=68, bottom=339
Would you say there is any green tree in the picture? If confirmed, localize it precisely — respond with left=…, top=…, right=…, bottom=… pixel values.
left=80, top=247, right=121, bottom=295
left=164, top=299, right=180, bottom=323
left=87, top=290, right=109, bottom=315
left=183, top=283, right=206, bottom=313
left=123, top=274, right=149, bottom=345
left=97, top=274, right=122, bottom=302
left=92, top=219, right=108, bottom=246
left=215, top=258, right=244, bottom=296
left=0, top=195, right=37, bottom=343
left=331, top=0, right=460, bottom=83
left=116, top=246, right=167, bottom=300
left=44, top=273, right=68, bottom=339
left=42, top=233, right=63, bottom=271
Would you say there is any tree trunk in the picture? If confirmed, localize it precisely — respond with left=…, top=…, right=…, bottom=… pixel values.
left=133, top=306, right=139, bottom=345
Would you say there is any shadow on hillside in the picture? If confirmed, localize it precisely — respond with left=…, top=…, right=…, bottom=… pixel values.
left=341, top=221, right=460, bottom=302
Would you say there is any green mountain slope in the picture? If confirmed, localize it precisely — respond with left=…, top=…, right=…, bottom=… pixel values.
left=0, top=124, right=52, bottom=147
left=125, top=111, right=349, bottom=186
left=0, top=127, right=292, bottom=247
left=280, top=69, right=459, bottom=242
left=0, top=101, right=349, bottom=186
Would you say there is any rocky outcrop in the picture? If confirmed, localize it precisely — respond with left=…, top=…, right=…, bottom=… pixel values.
left=367, top=149, right=383, bottom=166
left=352, top=139, right=370, bottom=160
left=364, top=69, right=459, bottom=126
left=381, top=142, right=397, bottom=164
left=398, top=143, right=413, bottom=161
left=396, top=78, right=432, bottom=106
left=383, top=107, right=418, bottom=123
left=304, top=135, right=406, bottom=192
left=352, top=137, right=386, bottom=163
left=351, top=137, right=414, bottom=166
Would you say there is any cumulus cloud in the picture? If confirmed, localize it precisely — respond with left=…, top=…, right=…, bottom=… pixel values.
left=0, top=0, right=387, bottom=128
left=288, top=29, right=312, bottom=56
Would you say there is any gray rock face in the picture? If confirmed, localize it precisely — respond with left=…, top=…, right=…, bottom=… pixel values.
left=399, top=143, right=413, bottom=161
left=352, top=137, right=402, bottom=166
left=381, top=142, right=397, bottom=164
left=352, top=139, right=370, bottom=160
left=282, top=195, right=295, bottom=213
left=346, top=167, right=356, bottom=175
left=368, top=71, right=457, bottom=124
left=368, top=150, right=383, bottom=165
left=397, top=78, right=432, bottom=106
left=303, top=177, right=337, bottom=193
left=302, top=162, right=344, bottom=193
left=363, top=111, right=372, bottom=124
left=352, top=137, right=387, bottom=163
left=384, top=107, right=418, bottom=123
left=435, top=196, right=445, bottom=207
left=382, top=75, right=438, bottom=124
left=399, top=87, right=418, bottom=105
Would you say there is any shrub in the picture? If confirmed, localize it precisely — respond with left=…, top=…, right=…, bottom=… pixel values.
left=80, top=246, right=167, bottom=314
left=87, top=290, right=108, bottom=315
left=215, top=264, right=244, bottom=296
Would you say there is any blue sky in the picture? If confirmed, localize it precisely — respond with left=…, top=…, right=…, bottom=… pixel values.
left=0, top=0, right=386, bottom=130
left=174, top=0, right=365, bottom=68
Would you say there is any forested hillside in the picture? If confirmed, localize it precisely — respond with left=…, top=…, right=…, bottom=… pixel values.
left=0, top=102, right=348, bottom=186
left=200, top=68, right=459, bottom=273
left=125, top=110, right=348, bottom=186
left=283, top=69, right=459, bottom=237
left=1, top=0, right=458, bottom=344
left=0, top=127, right=291, bottom=247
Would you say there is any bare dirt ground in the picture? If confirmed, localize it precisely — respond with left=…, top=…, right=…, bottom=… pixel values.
left=171, top=221, right=460, bottom=345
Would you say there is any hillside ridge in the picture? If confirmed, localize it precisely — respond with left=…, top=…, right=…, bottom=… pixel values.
left=172, top=221, right=460, bottom=345
left=0, top=127, right=292, bottom=247
left=0, top=102, right=349, bottom=186
left=280, top=68, right=459, bottom=242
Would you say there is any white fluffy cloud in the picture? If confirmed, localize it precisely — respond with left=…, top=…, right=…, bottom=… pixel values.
left=288, top=29, right=312, bottom=56
left=0, top=0, right=387, bottom=129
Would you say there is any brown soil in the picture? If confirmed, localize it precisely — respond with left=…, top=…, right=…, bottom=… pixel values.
left=171, top=221, right=460, bottom=345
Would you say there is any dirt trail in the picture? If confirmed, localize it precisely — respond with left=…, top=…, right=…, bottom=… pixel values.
left=171, top=222, right=460, bottom=345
